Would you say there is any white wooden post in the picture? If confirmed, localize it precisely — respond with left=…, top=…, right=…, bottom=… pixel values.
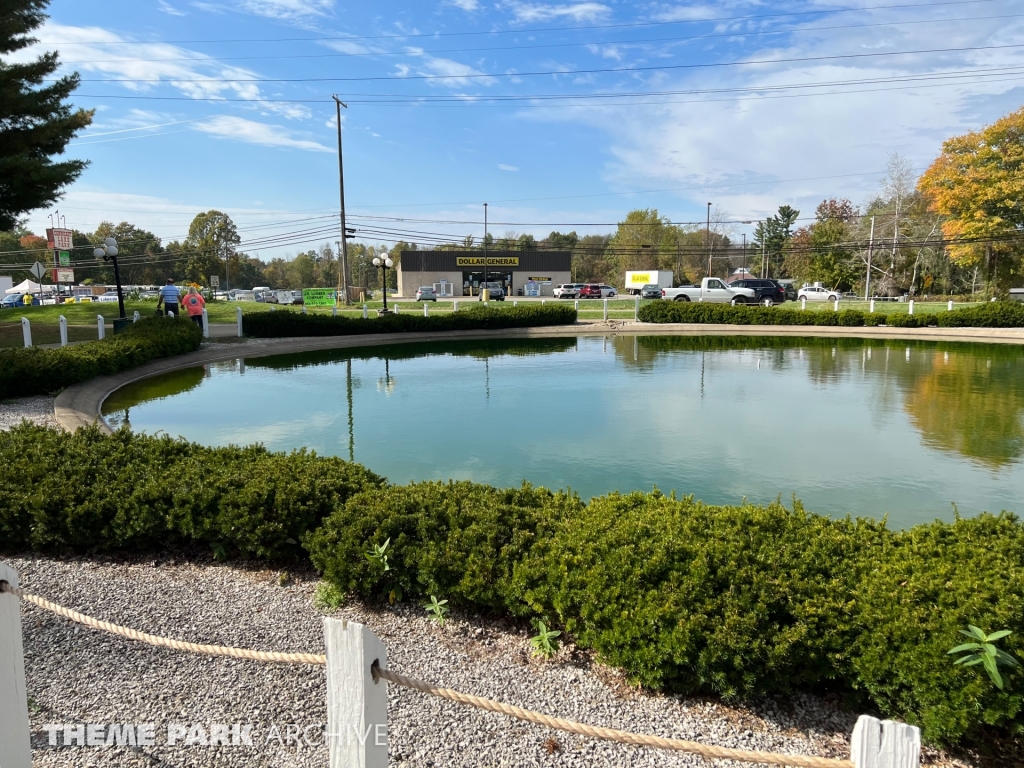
left=362, top=304, right=368, bottom=319
left=97, top=314, right=105, bottom=340
left=541, top=299, right=546, bottom=306
left=574, top=300, right=579, bottom=311
left=201, top=308, right=210, bottom=338
left=423, top=302, right=429, bottom=317
left=603, top=299, right=608, bottom=320
left=851, top=715, right=920, bottom=768
left=332, top=306, right=337, bottom=317
left=513, top=300, right=517, bottom=308
left=908, top=300, right=914, bottom=315
left=833, top=299, right=840, bottom=312
left=801, top=297, right=806, bottom=310
left=21, top=317, right=31, bottom=347
left=236, top=306, right=243, bottom=337
left=947, top=300, right=953, bottom=311
left=59, top=315, right=68, bottom=346
left=454, top=301, right=459, bottom=312
left=0, top=562, right=32, bottom=768
left=167, top=310, right=174, bottom=319
left=302, top=304, right=307, bottom=314
left=133, top=310, right=140, bottom=322
left=634, top=296, right=640, bottom=321
left=395, top=303, right=400, bottom=314
left=270, top=305, right=276, bottom=312
left=324, top=617, right=388, bottom=768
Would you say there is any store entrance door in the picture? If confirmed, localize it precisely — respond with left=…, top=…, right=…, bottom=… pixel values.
left=463, top=270, right=513, bottom=296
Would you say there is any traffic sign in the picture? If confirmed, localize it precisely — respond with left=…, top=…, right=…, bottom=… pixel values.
left=210, top=275, right=220, bottom=288
left=29, top=262, right=45, bottom=279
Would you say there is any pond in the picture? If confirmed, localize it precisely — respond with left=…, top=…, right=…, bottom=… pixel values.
left=103, top=335, right=1024, bottom=528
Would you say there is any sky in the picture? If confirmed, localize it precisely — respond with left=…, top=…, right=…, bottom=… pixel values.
left=17, top=0, right=1024, bottom=258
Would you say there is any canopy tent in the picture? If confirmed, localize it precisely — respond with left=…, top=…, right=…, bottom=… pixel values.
left=4, top=280, right=57, bottom=295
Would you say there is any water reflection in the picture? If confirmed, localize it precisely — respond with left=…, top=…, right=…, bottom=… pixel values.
left=104, top=366, right=205, bottom=428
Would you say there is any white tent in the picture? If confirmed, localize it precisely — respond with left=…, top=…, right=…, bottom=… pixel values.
left=5, top=279, right=57, bottom=295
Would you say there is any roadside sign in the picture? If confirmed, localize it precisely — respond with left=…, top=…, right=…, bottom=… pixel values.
left=46, top=228, right=73, bottom=250
left=56, top=269, right=74, bottom=283
left=30, top=261, right=45, bottom=279
left=58, top=251, right=70, bottom=266
left=210, top=275, right=220, bottom=288
left=302, top=288, right=336, bottom=307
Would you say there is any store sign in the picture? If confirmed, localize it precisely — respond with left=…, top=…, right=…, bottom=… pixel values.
left=526, top=276, right=552, bottom=282
left=46, top=228, right=73, bottom=251
left=58, top=251, right=70, bottom=266
left=302, top=288, right=336, bottom=307
left=456, top=256, right=519, bottom=267
left=629, top=272, right=652, bottom=284
left=54, top=268, right=74, bottom=283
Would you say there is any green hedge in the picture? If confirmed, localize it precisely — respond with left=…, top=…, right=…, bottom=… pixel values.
left=0, top=318, right=203, bottom=400
left=638, top=300, right=1024, bottom=328
left=243, top=303, right=577, bottom=338
left=2, top=424, right=1022, bottom=745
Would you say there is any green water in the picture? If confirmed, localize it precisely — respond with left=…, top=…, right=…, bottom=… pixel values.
left=103, top=335, right=1024, bottom=527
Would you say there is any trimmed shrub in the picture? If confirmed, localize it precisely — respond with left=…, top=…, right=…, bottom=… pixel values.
left=0, top=424, right=383, bottom=559
left=243, top=303, right=577, bottom=338
left=305, top=481, right=580, bottom=609
left=639, top=300, right=1024, bottom=329
left=0, top=317, right=202, bottom=399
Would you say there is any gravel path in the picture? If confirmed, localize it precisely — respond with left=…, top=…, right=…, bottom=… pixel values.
left=4, top=555, right=968, bottom=768
left=0, top=396, right=58, bottom=430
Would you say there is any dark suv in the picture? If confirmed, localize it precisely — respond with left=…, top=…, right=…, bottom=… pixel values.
left=731, top=279, right=786, bottom=306
left=578, top=284, right=603, bottom=298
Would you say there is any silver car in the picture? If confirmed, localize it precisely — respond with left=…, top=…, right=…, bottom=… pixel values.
left=416, top=286, right=437, bottom=301
left=798, top=285, right=840, bottom=302
left=640, top=284, right=663, bottom=299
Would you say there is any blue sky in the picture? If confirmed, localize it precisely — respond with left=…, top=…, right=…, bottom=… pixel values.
left=19, top=0, right=1024, bottom=256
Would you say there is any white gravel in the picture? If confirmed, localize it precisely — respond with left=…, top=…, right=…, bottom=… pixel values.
left=0, top=396, right=58, bottom=430
left=4, top=555, right=969, bottom=768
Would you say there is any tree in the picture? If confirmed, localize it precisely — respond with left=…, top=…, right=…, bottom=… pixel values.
left=919, top=107, right=1024, bottom=292
left=752, top=205, right=799, bottom=277
left=184, top=210, right=240, bottom=285
left=0, top=0, right=93, bottom=230
left=784, top=199, right=858, bottom=290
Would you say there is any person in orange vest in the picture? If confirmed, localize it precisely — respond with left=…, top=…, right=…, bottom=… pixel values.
left=183, top=286, right=206, bottom=328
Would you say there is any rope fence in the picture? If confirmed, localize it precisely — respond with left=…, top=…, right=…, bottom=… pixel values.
left=0, top=574, right=919, bottom=768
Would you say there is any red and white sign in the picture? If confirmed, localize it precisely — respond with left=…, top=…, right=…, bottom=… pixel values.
left=46, top=228, right=73, bottom=251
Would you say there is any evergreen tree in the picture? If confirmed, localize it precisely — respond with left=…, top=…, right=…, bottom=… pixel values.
left=0, top=0, right=93, bottom=230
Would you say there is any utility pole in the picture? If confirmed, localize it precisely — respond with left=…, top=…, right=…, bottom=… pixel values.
left=864, top=216, right=875, bottom=301
left=742, top=233, right=747, bottom=275
left=483, top=203, right=488, bottom=292
left=705, top=202, right=712, bottom=277
left=332, top=95, right=352, bottom=305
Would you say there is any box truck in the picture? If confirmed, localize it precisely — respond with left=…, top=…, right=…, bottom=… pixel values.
left=624, top=270, right=673, bottom=295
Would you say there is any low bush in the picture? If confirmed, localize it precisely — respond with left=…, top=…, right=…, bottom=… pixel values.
left=0, top=424, right=383, bottom=559
left=243, top=303, right=577, bottom=338
left=639, top=300, right=1024, bottom=329
left=0, top=317, right=203, bottom=399
left=2, top=423, right=1022, bottom=745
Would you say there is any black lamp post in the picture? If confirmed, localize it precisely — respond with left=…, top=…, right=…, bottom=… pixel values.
left=372, top=252, right=394, bottom=312
left=94, top=237, right=129, bottom=332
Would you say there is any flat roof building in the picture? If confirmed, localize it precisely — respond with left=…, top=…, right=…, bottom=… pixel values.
left=398, top=250, right=572, bottom=297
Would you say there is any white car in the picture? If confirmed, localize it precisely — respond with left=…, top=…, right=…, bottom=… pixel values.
left=553, top=284, right=579, bottom=299
left=415, top=286, right=437, bottom=301
left=600, top=284, right=618, bottom=298
left=798, top=286, right=841, bottom=302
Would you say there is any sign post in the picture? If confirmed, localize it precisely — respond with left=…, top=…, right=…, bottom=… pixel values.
left=29, top=261, right=45, bottom=304
left=302, top=288, right=337, bottom=308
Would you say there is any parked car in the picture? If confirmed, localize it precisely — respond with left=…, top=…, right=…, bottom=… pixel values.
left=798, top=285, right=841, bottom=302
left=291, top=290, right=304, bottom=305
left=599, top=284, right=618, bottom=298
left=416, top=286, right=437, bottom=301
left=640, top=283, right=664, bottom=299
left=731, top=279, right=786, bottom=306
left=480, top=281, right=505, bottom=301
left=578, top=284, right=603, bottom=298
left=662, top=278, right=757, bottom=304
left=0, top=294, right=24, bottom=309
left=553, top=284, right=579, bottom=299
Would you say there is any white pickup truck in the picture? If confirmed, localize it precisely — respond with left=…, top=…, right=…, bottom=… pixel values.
left=661, top=277, right=757, bottom=304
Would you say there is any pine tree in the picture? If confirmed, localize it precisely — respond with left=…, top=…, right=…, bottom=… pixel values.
left=0, top=0, right=93, bottom=230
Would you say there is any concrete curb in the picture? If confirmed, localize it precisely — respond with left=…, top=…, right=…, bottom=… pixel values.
left=53, top=321, right=1024, bottom=433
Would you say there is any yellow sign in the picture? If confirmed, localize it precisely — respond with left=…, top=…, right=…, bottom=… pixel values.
left=629, top=272, right=651, bottom=284
left=456, top=256, right=519, bottom=267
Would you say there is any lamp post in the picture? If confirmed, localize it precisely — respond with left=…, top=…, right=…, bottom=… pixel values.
left=94, top=237, right=128, bottom=330
left=372, top=252, right=394, bottom=312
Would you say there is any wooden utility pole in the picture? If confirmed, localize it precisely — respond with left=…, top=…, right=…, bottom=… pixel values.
left=864, top=216, right=875, bottom=301
left=332, top=96, right=352, bottom=305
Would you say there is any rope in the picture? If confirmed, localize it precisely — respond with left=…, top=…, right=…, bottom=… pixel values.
left=1, top=580, right=853, bottom=767
left=372, top=667, right=853, bottom=768
left=0, top=581, right=325, bottom=665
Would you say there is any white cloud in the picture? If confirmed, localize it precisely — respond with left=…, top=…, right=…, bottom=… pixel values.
left=498, top=164, right=519, bottom=171
left=195, top=116, right=333, bottom=153
left=653, top=4, right=723, bottom=22
left=157, top=0, right=187, bottom=16
left=447, top=0, right=480, bottom=9
left=232, top=0, right=334, bottom=22
left=586, top=43, right=623, bottom=60
left=321, top=38, right=371, bottom=55
left=504, top=2, right=610, bottom=22
left=403, top=49, right=496, bottom=87
left=29, top=23, right=310, bottom=120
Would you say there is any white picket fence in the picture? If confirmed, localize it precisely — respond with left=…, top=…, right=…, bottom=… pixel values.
left=0, top=561, right=921, bottom=768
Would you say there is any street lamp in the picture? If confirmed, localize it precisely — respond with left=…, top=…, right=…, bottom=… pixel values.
left=94, top=236, right=128, bottom=330
left=372, top=251, right=394, bottom=312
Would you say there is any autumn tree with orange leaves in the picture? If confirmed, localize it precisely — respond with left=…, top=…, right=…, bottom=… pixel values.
left=918, top=106, right=1024, bottom=291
